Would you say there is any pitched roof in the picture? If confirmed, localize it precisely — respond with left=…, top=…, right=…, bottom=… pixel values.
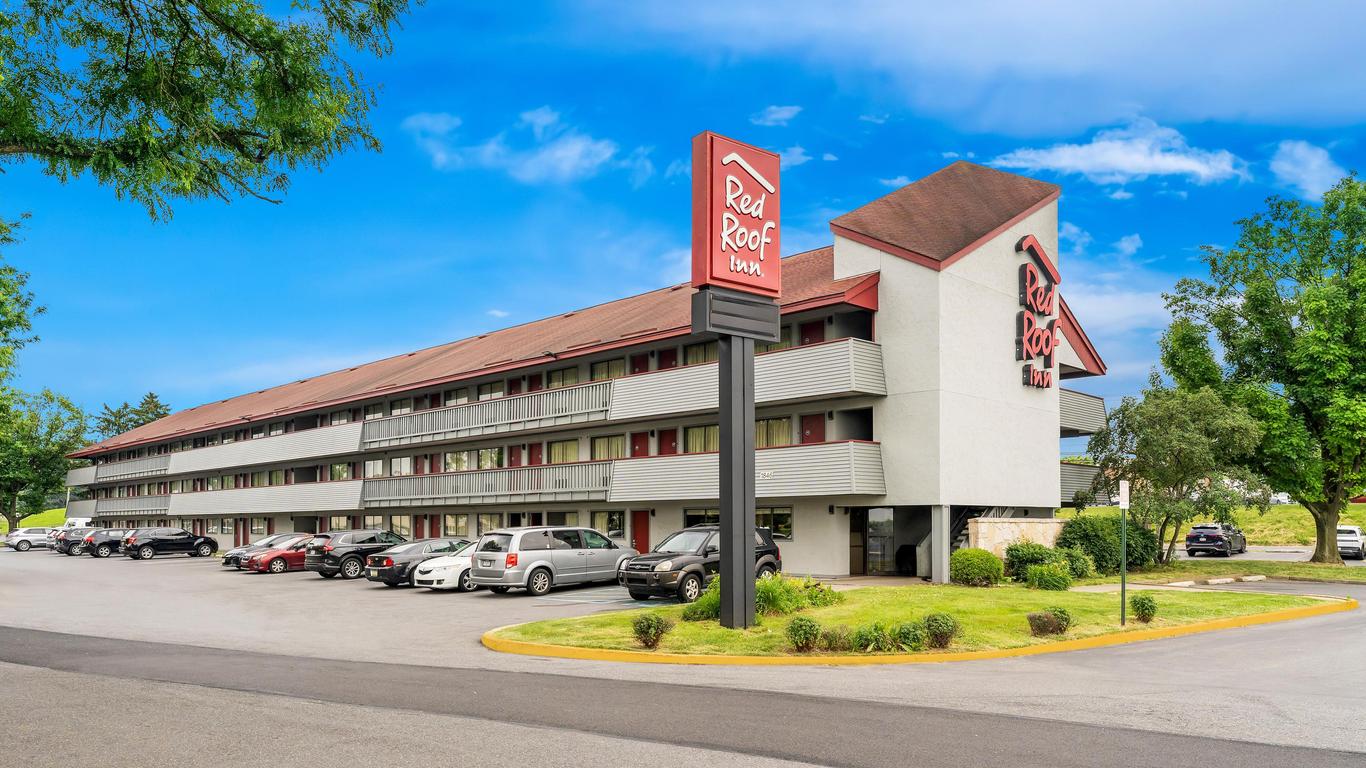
left=830, top=161, right=1060, bottom=270
left=74, top=247, right=877, bottom=457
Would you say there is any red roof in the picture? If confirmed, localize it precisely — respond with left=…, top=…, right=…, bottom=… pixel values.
left=74, top=248, right=877, bottom=457
left=1058, top=296, right=1107, bottom=377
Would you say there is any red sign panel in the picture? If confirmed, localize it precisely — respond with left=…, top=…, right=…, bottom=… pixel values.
left=691, top=131, right=781, bottom=298
left=1015, top=235, right=1061, bottom=389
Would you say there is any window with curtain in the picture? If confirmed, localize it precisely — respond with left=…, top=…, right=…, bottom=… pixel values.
left=363, top=460, right=384, bottom=478
left=477, top=513, right=502, bottom=533
left=251, top=471, right=268, bottom=487
left=269, top=469, right=285, bottom=486
left=444, top=388, right=469, bottom=406
left=684, top=508, right=720, bottom=527
left=755, top=417, right=793, bottom=448
left=389, top=457, right=413, bottom=477
left=684, top=425, right=719, bottom=453
left=591, top=435, right=626, bottom=460
left=590, top=359, right=627, bottom=381
left=756, top=506, right=794, bottom=539
left=444, top=514, right=470, bottom=537
left=389, top=515, right=412, bottom=537
left=389, top=398, right=413, bottom=415
left=547, top=511, right=579, bottom=526
left=329, top=410, right=351, bottom=425
left=361, top=515, right=381, bottom=529
left=546, top=367, right=579, bottom=389
left=364, top=404, right=384, bottom=420
left=756, top=325, right=794, bottom=353
left=548, top=439, right=579, bottom=464
left=477, top=381, right=504, bottom=401
left=684, top=341, right=718, bottom=365
left=329, top=515, right=350, bottom=530
left=269, top=422, right=285, bottom=435
left=206, top=476, right=221, bottom=491
left=250, top=518, right=266, bottom=535
left=592, top=510, right=625, bottom=538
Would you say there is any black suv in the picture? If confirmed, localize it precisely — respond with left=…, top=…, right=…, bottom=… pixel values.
left=619, top=525, right=782, bottom=602
left=83, top=528, right=129, bottom=558
left=305, top=529, right=406, bottom=579
left=122, top=527, right=219, bottom=560
left=53, top=527, right=95, bottom=555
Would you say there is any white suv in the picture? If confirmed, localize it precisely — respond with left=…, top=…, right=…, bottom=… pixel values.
left=4, top=528, right=53, bottom=551
left=1338, top=526, right=1365, bottom=561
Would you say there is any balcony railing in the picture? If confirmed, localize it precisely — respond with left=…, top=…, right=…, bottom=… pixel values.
left=1060, top=388, right=1107, bottom=437
left=364, top=462, right=613, bottom=507
left=95, top=454, right=171, bottom=482
left=92, top=495, right=171, bottom=518
left=65, top=464, right=97, bottom=488
left=362, top=382, right=612, bottom=449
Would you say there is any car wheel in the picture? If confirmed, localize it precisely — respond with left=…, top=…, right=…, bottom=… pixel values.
left=458, top=570, right=475, bottom=592
left=526, top=568, right=552, bottom=596
left=756, top=564, right=777, bottom=580
left=138, top=545, right=155, bottom=560
left=95, top=544, right=111, bottom=558
left=677, top=573, right=703, bottom=603
left=66, top=546, right=80, bottom=556
left=489, top=586, right=511, bottom=594
left=629, top=590, right=653, bottom=601
left=268, top=558, right=287, bottom=574
left=340, top=558, right=363, bottom=580
left=14, top=540, right=30, bottom=552
left=195, top=543, right=214, bottom=558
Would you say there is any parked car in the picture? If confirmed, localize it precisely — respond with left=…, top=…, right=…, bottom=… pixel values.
left=618, top=525, right=783, bottom=602
left=1338, top=526, right=1366, bottom=561
left=3, top=527, right=52, bottom=551
left=413, top=542, right=481, bottom=592
left=222, top=532, right=312, bottom=569
left=1185, top=522, right=1247, bottom=557
left=241, top=535, right=314, bottom=574
left=304, top=529, right=406, bottom=579
left=364, top=537, right=471, bottom=587
left=82, top=528, right=129, bottom=558
left=468, top=526, right=637, bottom=596
left=52, top=527, right=96, bottom=555
left=122, top=527, right=219, bottom=560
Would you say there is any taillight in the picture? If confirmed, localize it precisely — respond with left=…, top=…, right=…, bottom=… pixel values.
left=84, top=535, right=94, bottom=542
left=380, top=557, right=393, bottom=567
left=128, top=536, right=137, bottom=544
left=323, top=544, right=334, bottom=552
left=506, top=552, right=518, bottom=567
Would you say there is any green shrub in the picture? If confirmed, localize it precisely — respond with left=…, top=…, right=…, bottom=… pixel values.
left=852, top=622, right=898, bottom=653
left=1004, top=541, right=1065, bottom=578
left=632, top=613, right=674, bottom=649
left=1130, top=592, right=1158, bottom=623
left=819, top=625, right=853, bottom=652
left=949, top=547, right=1004, bottom=586
left=755, top=573, right=807, bottom=616
left=1025, top=562, right=1073, bottom=591
left=786, top=616, right=821, bottom=652
left=1026, top=606, right=1074, bottom=636
left=1121, top=522, right=1159, bottom=570
left=922, top=613, right=961, bottom=649
left=682, top=578, right=721, bottom=621
left=892, top=621, right=927, bottom=652
left=799, top=576, right=843, bottom=607
left=1059, top=547, right=1096, bottom=579
left=1056, top=515, right=1158, bottom=574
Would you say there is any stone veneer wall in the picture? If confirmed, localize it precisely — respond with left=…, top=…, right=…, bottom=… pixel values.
left=967, top=518, right=1066, bottom=558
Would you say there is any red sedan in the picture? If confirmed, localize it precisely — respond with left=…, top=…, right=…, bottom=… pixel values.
left=243, top=535, right=313, bottom=574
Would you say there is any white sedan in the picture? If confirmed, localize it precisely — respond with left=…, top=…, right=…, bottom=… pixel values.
left=412, top=544, right=479, bottom=591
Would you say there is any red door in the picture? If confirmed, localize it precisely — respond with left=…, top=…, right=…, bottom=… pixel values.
left=657, top=428, right=678, bottom=455
left=801, top=413, right=826, bottom=444
left=629, top=432, right=650, bottom=457
left=630, top=510, right=650, bottom=554
left=507, top=378, right=523, bottom=396
left=416, top=515, right=428, bottom=539
left=528, top=442, right=544, bottom=466
left=657, top=348, right=678, bottom=370
left=527, top=373, right=544, bottom=392
left=508, top=445, right=523, bottom=467
left=799, top=320, right=825, bottom=346
left=630, top=354, right=649, bottom=375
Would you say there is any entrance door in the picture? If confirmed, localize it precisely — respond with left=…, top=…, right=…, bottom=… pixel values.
left=629, top=432, right=650, bottom=457
left=657, top=428, right=678, bottom=455
left=800, top=413, right=826, bottom=444
left=657, top=348, right=678, bottom=370
left=630, top=510, right=650, bottom=553
left=506, top=378, right=523, bottom=396
left=799, top=320, right=825, bottom=346
left=866, top=508, right=896, bottom=575
left=629, top=354, right=649, bottom=375
left=528, top=442, right=543, bottom=465
left=849, top=509, right=866, bottom=576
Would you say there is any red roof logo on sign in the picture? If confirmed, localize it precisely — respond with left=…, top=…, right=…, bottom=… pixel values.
left=691, top=131, right=781, bottom=298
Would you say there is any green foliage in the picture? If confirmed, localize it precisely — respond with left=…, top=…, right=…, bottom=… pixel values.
left=1070, top=489, right=1094, bottom=513
left=1025, top=562, right=1073, bottom=591
left=949, top=547, right=1004, bottom=586
left=891, top=621, right=927, bottom=652
left=0, top=225, right=42, bottom=382
left=1026, top=605, right=1073, bottom=636
left=94, top=392, right=172, bottom=440
left=0, top=388, right=89, bottom=532
left=851, top=622, right=897, bottom=653
left=798, top=576, right=843, bottom=607
left=1004, top=541, right=1065, bottom=578
left=631, top=613, right=674, bottom=649
left=1059, top=547, right=1096, bottom=579
left=818, top=625, right=853, bottom=652
left=682, top=577, right=720, bottom=621
left=0, top=0, right=414, bottom=219
left=133, top=392, right=171, bottom=424
left=755, top=572, right=808, bottom=616
left=1056, top=516, right=1157, bottom=573
left=682, top=575, right=840, bottom=622
left=1165, top=175, right=1366, bottom=562
left=922, top=613, right=961, bottom=649
left=785, top=616, right=821, bottom=652
left=1130, top=593, right=1159, bottom=623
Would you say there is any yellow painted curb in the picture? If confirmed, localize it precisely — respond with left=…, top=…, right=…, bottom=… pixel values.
left=481, top=597, right=1357, bottom=666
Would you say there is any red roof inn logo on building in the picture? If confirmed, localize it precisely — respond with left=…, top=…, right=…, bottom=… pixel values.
left=691, top=131, right=781, bottom=298
left=1015, top=234, right=1060, bottom=388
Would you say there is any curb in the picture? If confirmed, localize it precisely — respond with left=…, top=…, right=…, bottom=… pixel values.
left=481, top=597, right=1357, bottom=666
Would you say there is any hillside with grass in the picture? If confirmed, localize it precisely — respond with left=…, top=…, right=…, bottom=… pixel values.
left=1058, top=504, right=1366, bottom=547
left=0, top=508, right=68, bottom=534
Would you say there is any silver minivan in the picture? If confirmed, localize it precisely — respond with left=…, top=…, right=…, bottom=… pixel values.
left=469, top=526, right=637, bottom=596
left=4, top=528, right=53, bottom=551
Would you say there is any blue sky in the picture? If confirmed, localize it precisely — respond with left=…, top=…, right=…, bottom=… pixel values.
left=6, top=2, right=1365, bottom=448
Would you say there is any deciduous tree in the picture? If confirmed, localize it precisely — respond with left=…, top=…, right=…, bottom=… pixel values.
left=0, top=388, right=87, bottom=532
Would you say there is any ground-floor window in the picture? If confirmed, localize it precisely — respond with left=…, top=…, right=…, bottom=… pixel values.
left=477, top=513, right=501, bottom=533
left=444, top=513, right=470, bottom=537
left=592, top=510, right=625, bottom=538
left=547, top=510, right=579, bottom=526
left=214, top=518, right=235, bottom=535
left=389, top=515, right=412, bottom=537
left=329, top=515, right=350, bottom=531
left=756, top=506, right=794, bottom=539
left=362, top=515, right=382, bottom=529
left=250, top=518, right=266, bottom=535
left=684, top=508, right=720, bottom=527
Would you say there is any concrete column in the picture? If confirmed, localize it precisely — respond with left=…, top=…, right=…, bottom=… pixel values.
left=930, top=504, right=950, bottom=584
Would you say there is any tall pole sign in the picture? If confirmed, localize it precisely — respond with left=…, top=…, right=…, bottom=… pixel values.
left=1118, top=479, right=1131, bottom=626
left=691, top=131, right=782, bottom=629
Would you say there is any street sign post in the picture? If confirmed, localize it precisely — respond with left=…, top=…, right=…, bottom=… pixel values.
left=690, top=131, right=781, bottom=629
left=1118, top=479, right=1131, bottom=625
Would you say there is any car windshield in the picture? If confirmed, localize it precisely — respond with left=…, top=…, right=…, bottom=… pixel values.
left=477, top=534, right=513, bottom=552
left=655, top=530, right=712, bottom=554
left=385, top=541, right=426, bottom=554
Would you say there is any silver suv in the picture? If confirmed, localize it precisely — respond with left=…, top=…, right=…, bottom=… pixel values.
left=469, top=526, right=637, bottom=596
left=4, top=528, right=53, bottom=551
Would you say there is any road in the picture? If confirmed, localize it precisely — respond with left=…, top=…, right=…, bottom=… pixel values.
left=1, top=549, right=1364, bottom=765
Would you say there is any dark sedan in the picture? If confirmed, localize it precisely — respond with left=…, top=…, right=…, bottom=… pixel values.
left=364, top=538, right=472, bottom=587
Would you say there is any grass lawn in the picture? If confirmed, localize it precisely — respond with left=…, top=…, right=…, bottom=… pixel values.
left=1109, top=559, right=1366, bottom=585
left=490, top=584, right=1320, bottom=657
left=0, top=507, right=67, bottom=535
left=1058, top=503, right=1366, bottom=547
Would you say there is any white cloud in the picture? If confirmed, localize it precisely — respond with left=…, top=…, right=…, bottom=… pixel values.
left=992, top=119, right=1248, bottom=186
left=942, top=151, right=959, bottom=159
left=858, top=114, right=888, bottom=125
left=399, top=112, right=463, bottom=168
left=780, top=146, right=812, bottom=168
left=1270, top=140, right=1346, bottom=200
left=664, top=158, right=690, bottom=179
left=1108, top=188, right=1134, bottom=200
left=1111, top=233, right=1143, bottom=259
left=821, top=152, right=838, bottom=161
left=751, top=105, right=803, bottom=126
left=486, top=309, right=510, bottom=318
left=1058, top=221, right=1093, bottom=257
left=878, top=175, right=910, bottom=187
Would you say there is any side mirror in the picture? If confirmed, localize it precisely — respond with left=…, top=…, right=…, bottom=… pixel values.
left=705, top=545, right=719, bottom=555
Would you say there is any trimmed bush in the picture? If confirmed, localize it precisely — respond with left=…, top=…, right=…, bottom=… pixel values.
left=799, top=576, right=843, bottom=607
left=923, top=613, right=961, bottom=649
left=786, top=616, right=821, bottom=652
left=682, top=578, right=721, bottom=621
left=1122, top=522, right=1159, bottom=570
left=1027, top=606, right=1073, bottom=636
left=1024, top=562, right=1073, bottom=591
left=892, top=621, right=927, bottom=652
left=1004, top=541, right=1065, bottom=579
left=1056, top=515, right=1159, bottom=574
left=950, top=547, right=1004, bottom=586
left=632, top=613, right=674, bottom=649
left=819, top=625, right=853, bottom=652
left=755, top=573, right=807, bottom=616
left=852, top=622, right=898, bottom=653
left=1130, top=592, right=1158, bottom=623
left=1059, top=547, right=1097, bottom=579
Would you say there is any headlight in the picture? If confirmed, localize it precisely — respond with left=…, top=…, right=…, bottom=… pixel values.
left=653, top=560, right=674, bottom=572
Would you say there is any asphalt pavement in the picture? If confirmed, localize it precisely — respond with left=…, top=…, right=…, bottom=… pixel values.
left=1175, top=545, right=1366, bottom=565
